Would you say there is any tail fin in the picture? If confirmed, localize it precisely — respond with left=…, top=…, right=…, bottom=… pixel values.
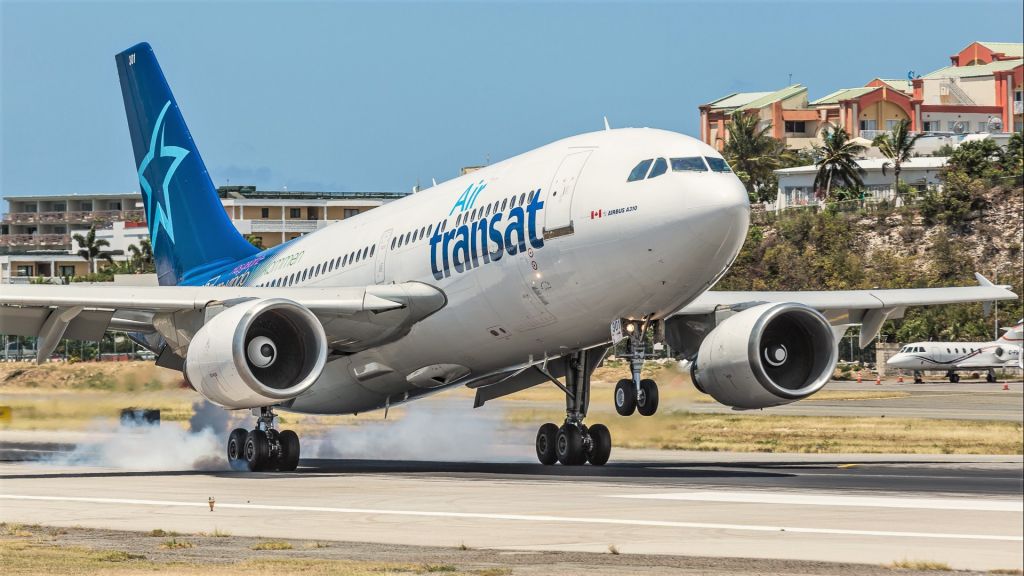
left=115, top=42, right=257, bottom=285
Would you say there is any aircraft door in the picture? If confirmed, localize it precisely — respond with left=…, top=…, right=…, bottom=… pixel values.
left=543, top=150, right=593, bottom=239
left=374, top=229, right=393, bottom=284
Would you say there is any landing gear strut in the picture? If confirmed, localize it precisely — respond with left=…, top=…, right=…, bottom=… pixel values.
left=913, top=370, right=923, bottom=384
left=227, top=406, right=300, bottom=472
left=986, top=369, right=997, bottom=383
left=615, top=318, right=659, bottom=417
left=534, top=349, right=611, bottom=466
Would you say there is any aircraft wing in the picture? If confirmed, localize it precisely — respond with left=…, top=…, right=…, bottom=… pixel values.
left=674, top=273, right=1018, bottom=348
left=0, top=282, right=446, bottom=362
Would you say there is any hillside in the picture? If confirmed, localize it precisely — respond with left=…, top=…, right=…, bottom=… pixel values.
left=717, top=183, right=1023, bottom=343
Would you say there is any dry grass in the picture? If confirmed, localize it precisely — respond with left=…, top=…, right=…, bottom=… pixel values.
left=251, top=540, right=293, bottom=550
left=888, top=559, right=953, bottom=571
left=506, top=407, right=1024, bottom=454
left=160, top=538, right=195, bottom=549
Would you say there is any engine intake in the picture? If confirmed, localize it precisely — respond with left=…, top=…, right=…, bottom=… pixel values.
left=184, top=298, right=327, bottom=409
left=691, top=302, right=837, bottom=409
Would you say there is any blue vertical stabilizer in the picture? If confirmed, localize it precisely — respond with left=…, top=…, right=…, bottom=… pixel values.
left=115, top=42, right=257, bottom=285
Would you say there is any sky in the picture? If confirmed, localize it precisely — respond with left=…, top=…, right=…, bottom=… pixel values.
left=2, top=0, right=1023, bottom=203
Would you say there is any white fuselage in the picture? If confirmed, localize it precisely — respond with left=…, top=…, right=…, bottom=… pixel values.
left=887, top=328, right=1023, bottom=373
left=218, top=128, right=750, bottom=414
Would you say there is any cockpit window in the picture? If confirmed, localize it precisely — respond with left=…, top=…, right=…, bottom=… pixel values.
left=627, top=159, right=653, bottom=182
left=648, top=158, right=668, bottom=179
left=671, top=157, right=708, bottom=172
left=705, top=156, right=732, bottom=173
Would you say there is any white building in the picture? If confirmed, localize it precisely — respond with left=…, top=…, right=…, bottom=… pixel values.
left=773, top=157, right=948, bottom=210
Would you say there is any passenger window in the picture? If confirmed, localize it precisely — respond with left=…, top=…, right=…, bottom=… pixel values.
left=705, top=157, right=733, bottom=173
left=671, top=157, right=708, bottom=172
left=471, top=208, right=477, bottom=220
left=427, top=224, right=433, bottom=236
left=501, top=198, right=508, bottom=210
left=391, top=238, right=396, bottom=249
left=628, top=159, right=653, bottom=182
left=519, top=193, right=526, bottom=205
left=648, top=158, right=668, bottom=179
left=370, top=245, right=375, bottom=257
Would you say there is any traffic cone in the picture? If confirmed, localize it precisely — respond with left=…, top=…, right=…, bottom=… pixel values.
left=875, top=375, right=881, bottom=386
left=1003, top=383, right=1010, bottom=391
left=897, top=374, right=904, bottom=384
left=856, top=371, right=862, bottom=383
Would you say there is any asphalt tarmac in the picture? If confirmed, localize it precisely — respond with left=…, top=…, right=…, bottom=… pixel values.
left=1, top=450, right=1021, bottom=572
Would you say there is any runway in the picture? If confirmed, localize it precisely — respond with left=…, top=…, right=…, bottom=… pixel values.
left=2, top=451, right=1021, bottom=571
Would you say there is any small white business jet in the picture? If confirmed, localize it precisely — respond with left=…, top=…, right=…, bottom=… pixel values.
left=0, top=43, right=1017, bottom=471
left=887, top=321, right=1022, bottom=382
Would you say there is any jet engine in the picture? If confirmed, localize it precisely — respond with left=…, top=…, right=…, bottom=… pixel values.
left=690, top=302, right=837, bottom=409
left=184, top=298, right=328, bottom=409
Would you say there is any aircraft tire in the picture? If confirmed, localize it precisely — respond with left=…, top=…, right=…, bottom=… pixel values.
left=245, top=429, right=270, bottom=472
left=556, top=425, right=586, bottom=465
left=950, top=373, right=960, bottom=383
left=587, top=424, right=611, bottom=466
left=535, top=423, right=559, bottom=465
left=614, top=379, right=636, bottom=416
left=277, top=430, right=300, bottom=472
left=637, top=379, right=659, bottom=416
left=227, top=428, right=248, bottom=471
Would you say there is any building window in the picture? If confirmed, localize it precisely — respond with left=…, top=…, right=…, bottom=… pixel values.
left=261, top=208, right=269, bottom=219
left=859, top=120, right=877, bottom=132
left=885, top=119, right=900, bottom=131
left=289, top=208, right=301, bottom=218
left=59, top=265, right=76, bottom=276
left=16, top=265, right=34, bottom=277
left=344, top=208, right=359, bottom=218
left=923, top=120, right=941, bottom=132
left=784, top=121, right=806, bottom=134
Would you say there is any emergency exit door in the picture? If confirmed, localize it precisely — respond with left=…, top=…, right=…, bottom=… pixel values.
left=543, top=150, right=592, bottom=239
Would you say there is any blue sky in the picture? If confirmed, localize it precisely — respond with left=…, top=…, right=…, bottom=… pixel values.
left=2, top=0, right=1022, bottom=202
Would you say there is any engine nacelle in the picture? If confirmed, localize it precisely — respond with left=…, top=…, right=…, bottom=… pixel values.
left=184, top=298, right=328, bottom=409
left=691, top=302, right=837, bottom=409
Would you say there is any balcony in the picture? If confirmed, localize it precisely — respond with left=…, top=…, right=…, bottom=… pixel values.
left=858, top=130, right=888, bottom=140
left=2, top=209, right=145, bottom=225
left=249, top=220, right=319, bottom=233
left=0, top=234, right=71, bottom=248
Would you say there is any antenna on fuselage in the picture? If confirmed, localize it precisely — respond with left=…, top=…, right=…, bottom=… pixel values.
left=432, top=178, right=438, bottom=187
left=603, top=116, right=611, bottom=131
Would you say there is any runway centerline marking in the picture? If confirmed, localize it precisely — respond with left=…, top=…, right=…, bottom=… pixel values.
left=1, top=494, right=1020, bottom=542
left=607, top=490, right=1023, bottom=512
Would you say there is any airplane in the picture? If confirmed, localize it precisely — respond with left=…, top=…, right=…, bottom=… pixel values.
left=887, top=321, right=1023, bottom=383
left=0, top=43, right=1017, bottom=472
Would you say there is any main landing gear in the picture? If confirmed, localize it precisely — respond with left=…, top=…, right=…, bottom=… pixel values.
left=946, top=370, right=960, bottom=384
left=913, top=370, right=923, bottom=384
left=614, top=318, right=659, bottom=417
left=227, top=406, right=300, bottom=472
left=534, top=349, right=612, bottom=466
left=986, top=369, right=997, bottom=383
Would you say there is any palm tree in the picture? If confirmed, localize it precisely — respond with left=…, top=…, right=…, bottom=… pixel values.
left=872, top=119, right=923, bottom=194
left=813, top=124, right=867, bottom=199
left=127, top=238, right=154, bottom=273
left=72, top=227, right=114, bottom=274
left=723, top=111, right=788, bottom=202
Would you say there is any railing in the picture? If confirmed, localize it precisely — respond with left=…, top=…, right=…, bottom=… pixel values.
left=2, top=209, right=145, bottom=224
left=3, top=211, right=65, bottom=223
left=249, top=220, right=319, bottom=233
left=859, top=129, right=888, bottom=140
left=941, top=79, right=976, bottom=105
left=0, top=233, right=70, bottom=247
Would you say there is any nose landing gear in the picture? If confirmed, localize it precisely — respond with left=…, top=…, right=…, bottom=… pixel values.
left=227, top=406, right=300, bottom=472
left=614, top=318, right=659, bottom=417
left=534, top=348, right=612, bottom=466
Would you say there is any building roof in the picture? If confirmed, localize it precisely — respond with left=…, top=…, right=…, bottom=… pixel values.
left=811, top=87, right=875, bottom=106
left=876, top=79, right=913, bottom=93
left=977, top=42, right=1024, bottom=59
left=775, top=156, right=949, bottom=176
left=704, top=84, right=806, bottom=111
left=735, top=85, right=806, bottom=111
left=215, top=185, right=407, bottom=201
left=924, top=59, right=1022, bottom=79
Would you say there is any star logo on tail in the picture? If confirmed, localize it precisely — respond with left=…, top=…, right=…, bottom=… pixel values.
left=138, top=100, right=189, bottom=245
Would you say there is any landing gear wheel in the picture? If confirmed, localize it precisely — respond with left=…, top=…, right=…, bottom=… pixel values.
left=244, top=429, right=270, bottom=472
left=986, top=371, right=997, bottom=384
left=535, top=423, right=559, bottom=465
left=277, top=430, right=300, bottom=471
left=556, top=425, right=586, bottom=465
left=913, top=371, right=923, bottom=384
left=949, top=373, right=960, bottom=383
left=587, top=424, right=612, bottom=466
left=227, top=428, right=248, bottom=471
left=614, top=379, right=636, bottom=416
left=637, top=379, right=659, bottom=416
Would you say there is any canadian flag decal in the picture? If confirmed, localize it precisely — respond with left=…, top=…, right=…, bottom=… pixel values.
left=590, top=209, right=602, bottom=219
